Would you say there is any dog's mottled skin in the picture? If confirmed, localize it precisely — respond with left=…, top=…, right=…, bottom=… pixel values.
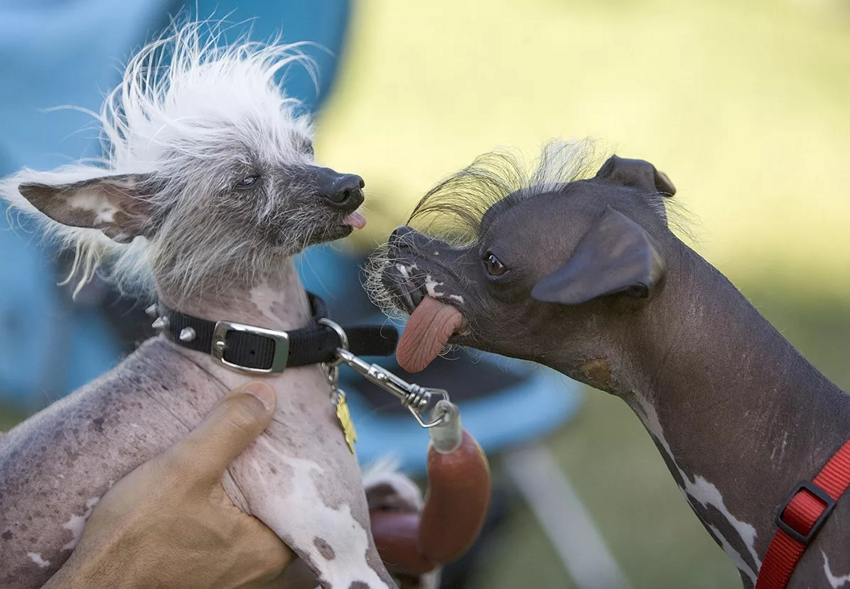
left=0, top=23, right=412, bottom=589
left=374, top=143, right=850, bottom=588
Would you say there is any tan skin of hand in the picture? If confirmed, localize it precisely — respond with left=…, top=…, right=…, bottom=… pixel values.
left=44, top=381, right=295, bottom=589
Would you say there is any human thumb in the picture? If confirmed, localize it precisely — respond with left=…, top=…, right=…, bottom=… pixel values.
left=174, top=381, right=277, bottom=481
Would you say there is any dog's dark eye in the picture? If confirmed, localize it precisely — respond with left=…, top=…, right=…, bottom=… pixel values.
left=484, top=252, right=507, bottom=276
left=236, top=174, right=260, bottom=190
left=304, top=143, right=314, bottom=157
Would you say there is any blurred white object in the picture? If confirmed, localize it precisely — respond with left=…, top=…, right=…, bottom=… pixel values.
left=504, top=443, right=632, bottom=589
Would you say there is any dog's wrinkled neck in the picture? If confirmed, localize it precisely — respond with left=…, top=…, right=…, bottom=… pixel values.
left=157, top=258, right=311, bottom=332
left=553, top=246, right=850, bottom=584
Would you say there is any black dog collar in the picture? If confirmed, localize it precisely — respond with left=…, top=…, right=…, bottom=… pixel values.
left=153, top=292, right=397, bottom=374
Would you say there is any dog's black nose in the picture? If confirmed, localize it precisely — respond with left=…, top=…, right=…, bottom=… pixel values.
left=323, top=173, right=365, bottom=210
left=390, top=225, right=414, bottom=243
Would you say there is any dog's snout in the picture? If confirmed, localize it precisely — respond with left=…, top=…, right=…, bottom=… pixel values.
left=323, top=173, right=365, bottom=210
left=390, top=225, right=414, bottom=244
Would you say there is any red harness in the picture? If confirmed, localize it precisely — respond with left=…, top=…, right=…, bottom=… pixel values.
left=755, top=440, right=850, bottom=589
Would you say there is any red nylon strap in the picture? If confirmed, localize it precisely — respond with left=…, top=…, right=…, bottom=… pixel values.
left=755, top=439, right=850, bottom=589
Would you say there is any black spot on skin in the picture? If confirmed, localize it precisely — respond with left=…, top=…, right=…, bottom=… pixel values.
left=314, top=537, right=335, bottom=560
left=1, top=530, right=12, bottom=541
left=91, top=417, right=105, bottom=434
left=349, top=583, right=369, bottom=589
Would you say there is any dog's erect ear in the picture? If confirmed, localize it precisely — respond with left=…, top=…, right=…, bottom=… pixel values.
left=18, top=174, right=152, bottom=243
left=594, top=155, right=676, bottom=197
left=531, top=206, right=666, bottom=305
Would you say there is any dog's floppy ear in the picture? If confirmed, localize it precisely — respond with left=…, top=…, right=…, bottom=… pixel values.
left=18, top=173, right=153, bottom=243
left=595, top=155, right=676, bottom=197
left=531, top=206, right=666, bottom=305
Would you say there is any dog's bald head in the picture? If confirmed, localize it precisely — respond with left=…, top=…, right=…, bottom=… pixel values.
left=369, top=144, right=685, bottom=387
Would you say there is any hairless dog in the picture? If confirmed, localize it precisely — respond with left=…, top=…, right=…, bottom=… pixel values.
left=370, top=141, right=850, bottom=588
left=0, top=23, right=489, bottom=589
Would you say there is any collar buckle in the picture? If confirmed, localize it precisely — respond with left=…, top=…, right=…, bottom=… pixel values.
left=211, top=320, right=290, bottom=374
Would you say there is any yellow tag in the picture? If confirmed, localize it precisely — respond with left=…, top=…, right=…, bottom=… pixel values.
left=336, top=392, right=357, bottom=454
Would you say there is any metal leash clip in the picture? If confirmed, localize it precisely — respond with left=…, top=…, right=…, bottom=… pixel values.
left=319, top=319, right=452, bottom=429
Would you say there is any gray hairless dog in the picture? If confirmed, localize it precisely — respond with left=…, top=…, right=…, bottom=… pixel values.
left=370, top=141, right=850, bottom=588
left=0, top=24, right=428, bottom=589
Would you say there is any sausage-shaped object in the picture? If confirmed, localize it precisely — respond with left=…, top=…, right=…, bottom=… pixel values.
left=371, top=428, right=491, bottom=575
left=418, top=429, right=491, bottom=563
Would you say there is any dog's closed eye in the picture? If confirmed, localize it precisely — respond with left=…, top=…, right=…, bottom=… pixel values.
left=236, top=173, right=261, bottom=190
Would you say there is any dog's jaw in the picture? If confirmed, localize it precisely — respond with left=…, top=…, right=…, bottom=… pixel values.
left=382, top=261, right=426, bottom=314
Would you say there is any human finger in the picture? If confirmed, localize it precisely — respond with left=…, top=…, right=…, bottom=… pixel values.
left=172, top=380, right=276, bottom=480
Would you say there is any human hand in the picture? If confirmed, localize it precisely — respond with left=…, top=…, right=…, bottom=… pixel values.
left=41, top=378, right=488, bottom=589
left=44, top=381, right=293, bottom=589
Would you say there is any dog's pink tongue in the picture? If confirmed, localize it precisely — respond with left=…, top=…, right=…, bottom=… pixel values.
left=344, top=211, right=367, bottom=229
left=398, top=297, right=464, bottom=373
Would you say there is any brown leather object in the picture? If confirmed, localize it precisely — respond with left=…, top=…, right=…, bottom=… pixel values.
left=370, top=429, right=491, bottom=575
left=419, top=429, right=491, bottom=563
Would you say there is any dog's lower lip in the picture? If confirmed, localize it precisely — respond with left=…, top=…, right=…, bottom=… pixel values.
left=400, top=288, right=415, bottom=311
left=409, top=288, right=424, bottom=308
left=382, top=264, right=417, bottom=313
left=397, top=282, right=423, bottom=313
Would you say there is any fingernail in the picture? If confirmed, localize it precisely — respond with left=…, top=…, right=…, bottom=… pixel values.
left=242, top=381, right=275, bottom=410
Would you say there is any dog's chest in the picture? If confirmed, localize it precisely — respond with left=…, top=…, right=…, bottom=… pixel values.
left=0, top=337, right=391, bottom=589
left=190, top=348, right=394, bottom=587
